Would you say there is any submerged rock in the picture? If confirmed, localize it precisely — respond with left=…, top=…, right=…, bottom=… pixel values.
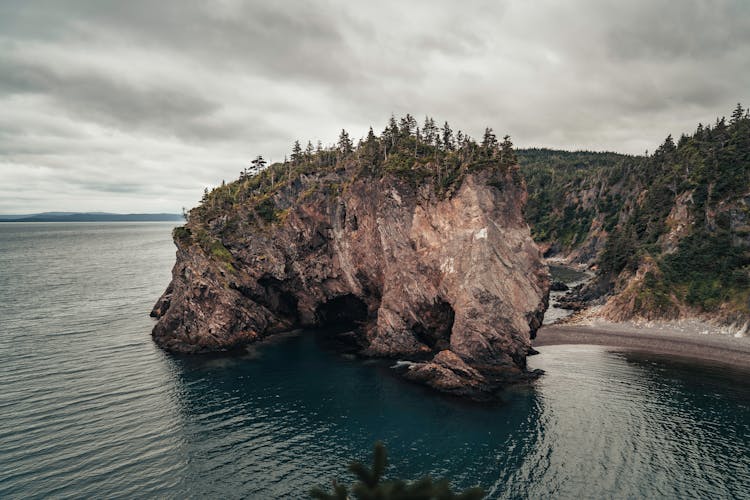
left=152, top=159, right=549, bottom=398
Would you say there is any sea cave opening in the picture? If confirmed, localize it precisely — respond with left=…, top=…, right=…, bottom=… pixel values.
left=315, top=294, right=368, bottom=332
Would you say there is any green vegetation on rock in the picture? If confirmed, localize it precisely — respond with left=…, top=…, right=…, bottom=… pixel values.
left=176, top=115, right=522, bottom=279
left=192, top=115, right=520, bottom=226
left=522, top=104, right=750, bottom=319
left=519, top=149, right=638, bottom=249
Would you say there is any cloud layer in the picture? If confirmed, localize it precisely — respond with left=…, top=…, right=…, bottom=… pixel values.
left=1, top=0, right=748, bottom=213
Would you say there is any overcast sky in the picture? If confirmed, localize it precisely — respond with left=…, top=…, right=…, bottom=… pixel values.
left=1, top=0, right=748, bottom=214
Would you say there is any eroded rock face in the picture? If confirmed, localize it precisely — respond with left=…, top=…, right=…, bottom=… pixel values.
left=152, top=166, right=549, bottom=398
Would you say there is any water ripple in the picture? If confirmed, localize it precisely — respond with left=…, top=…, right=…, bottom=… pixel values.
left=1, top=223, right=749, bottom=499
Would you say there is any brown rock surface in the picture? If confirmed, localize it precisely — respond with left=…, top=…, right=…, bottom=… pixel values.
left=152, top=163, right=549, bottom=397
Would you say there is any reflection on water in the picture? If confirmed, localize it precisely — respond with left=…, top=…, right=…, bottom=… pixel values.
left=519, top=346, right=750, bottom=499
left=1, top=223, right=749, bottom=499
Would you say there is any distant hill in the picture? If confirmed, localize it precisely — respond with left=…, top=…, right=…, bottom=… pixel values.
left=0, top=212, right=183, bottom=222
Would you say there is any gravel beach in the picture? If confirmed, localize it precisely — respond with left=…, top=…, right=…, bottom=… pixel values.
left=534, top=323, right=750, bottom=369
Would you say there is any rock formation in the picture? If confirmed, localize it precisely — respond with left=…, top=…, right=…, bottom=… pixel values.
left=152, top=130, right=549, bottom=399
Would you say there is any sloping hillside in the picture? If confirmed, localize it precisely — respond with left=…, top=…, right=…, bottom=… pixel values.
left=520, top=104, right=750, bottom=325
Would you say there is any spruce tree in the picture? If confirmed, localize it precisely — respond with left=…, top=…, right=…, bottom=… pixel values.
left=442, top=121, right=455, bottom=151
left=399, top=114, right=416, bottom=137
left=500, top=135, right=517, bottom=167
left=730, top=103, right=744, bottom=124
left=305, top=140, right=315, bottom=160
left=481, top=127, right=498, bottom=156
left=361, top=127, right=380, bottom=170
left=423, top=117, right=438, bottom=146
left=657, top=134, right=676, bottom=156
left=291, top=140, right=303, bottom=165
left=250, top=155, right=266, bottom=175
left=338, top=129, right=354, bottom=155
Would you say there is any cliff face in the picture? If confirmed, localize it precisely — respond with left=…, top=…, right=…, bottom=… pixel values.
left=152, top=163, right=549, bottom=398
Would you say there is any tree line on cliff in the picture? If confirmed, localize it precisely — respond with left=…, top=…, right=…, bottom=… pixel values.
left=193, top=115, right=520, bottom=226
left=522, top=103, right=750, bottom=321
left=241, top=114, right=518, bottom=182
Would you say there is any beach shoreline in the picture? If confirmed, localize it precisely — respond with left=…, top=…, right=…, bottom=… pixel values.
left=534, top=323, right=750, bottom=370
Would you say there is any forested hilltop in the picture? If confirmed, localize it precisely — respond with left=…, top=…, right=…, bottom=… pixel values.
left=520, top=104, right=750, bottom=325
left=157, top=114, right=549, bottom=397
left=191, top=114, right=520, bottom=229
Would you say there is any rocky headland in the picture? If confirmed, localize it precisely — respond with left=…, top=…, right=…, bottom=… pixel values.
left=152, top=121, right=549, bottom=399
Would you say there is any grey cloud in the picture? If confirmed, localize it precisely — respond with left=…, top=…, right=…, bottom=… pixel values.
left=602, top=0, right=750, bottom=61
left=0, top=0, right=360, bottom=85
left=77, top=181, right=146, bottom=194
left=0, top=0, right=748, bottom=213
left=0, top=52, right=224, bottom=138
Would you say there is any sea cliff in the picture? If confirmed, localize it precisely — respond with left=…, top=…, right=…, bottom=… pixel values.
left=152, top=121, right=549, bottom=398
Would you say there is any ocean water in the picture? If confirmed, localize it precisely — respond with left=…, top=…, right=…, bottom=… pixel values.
left=1, top=222, right=749, bottom=499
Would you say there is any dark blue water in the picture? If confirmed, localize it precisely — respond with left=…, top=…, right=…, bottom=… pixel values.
left=1, top=223, right=749, bottom=499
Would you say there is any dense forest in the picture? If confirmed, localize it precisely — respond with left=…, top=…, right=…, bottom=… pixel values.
left=519, top=148, right=639, bottom=253
left=521, top=104, right=750, bottom=322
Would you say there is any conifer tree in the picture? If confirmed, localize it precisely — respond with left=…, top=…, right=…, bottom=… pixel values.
left=730, top=103, right=744, bottom=124
left=399, top=114, right=416, bottom=137
left=387, top=114, right=399, bottom=135
left=361, top=127, right=380, bottom=169
left=338, top=129, right=354, bottom=155
left=422, top=117, right=438, bottom=146
left=305, top=140, right=315, bottom=158
left=481, top=127, right=498, bottom=155
left=657, top=134, right=676, bottom=155
left=500, top=135, right=516, bottom=167
left=291, top=140, right=303, bottom=165
left=315, top=141, right=324, bottom=166
left=442, top=121, right=455, bottom=151
left=250, top=155, right=266, bottom=175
